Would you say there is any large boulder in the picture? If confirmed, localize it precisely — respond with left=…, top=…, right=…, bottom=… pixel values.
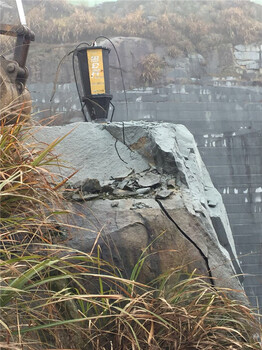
left=33, top=121, right=246, bottom=303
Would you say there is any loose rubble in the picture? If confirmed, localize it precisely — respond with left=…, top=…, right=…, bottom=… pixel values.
left=64, top=168, right=176, bottom=202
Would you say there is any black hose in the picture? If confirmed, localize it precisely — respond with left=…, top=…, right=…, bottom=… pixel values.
left=95, top=36, right=129, bottom=121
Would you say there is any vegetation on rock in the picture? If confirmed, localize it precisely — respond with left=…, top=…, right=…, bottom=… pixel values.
left=21, top=0, right=262, bottom=56
left=138, top=53, right=166, bottom=85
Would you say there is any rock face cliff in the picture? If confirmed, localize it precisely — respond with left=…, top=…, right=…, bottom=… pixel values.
left=27, top=37, right=262, bottom=94
left=33, top=121, right=246, bottom=303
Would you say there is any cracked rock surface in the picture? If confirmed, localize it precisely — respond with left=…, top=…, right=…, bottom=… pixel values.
left=34, top=121, right=246, bottom=304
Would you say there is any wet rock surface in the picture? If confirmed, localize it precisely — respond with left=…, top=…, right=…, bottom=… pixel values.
left=28, top=38, right=262, bottom=94
left=33, top=121, right=247, bottom=304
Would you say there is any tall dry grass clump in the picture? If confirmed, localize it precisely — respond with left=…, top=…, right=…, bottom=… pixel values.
left=0, top=107, right=70, bottom=245
left=0, top=107, right=261, bottom=349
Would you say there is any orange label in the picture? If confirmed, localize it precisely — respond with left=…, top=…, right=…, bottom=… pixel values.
left=87, top=49, right=105, bottom=95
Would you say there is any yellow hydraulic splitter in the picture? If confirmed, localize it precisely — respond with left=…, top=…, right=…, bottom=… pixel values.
left=74, top=44, right=114, bottom=122
left=0, top=0, right=34, bottom=124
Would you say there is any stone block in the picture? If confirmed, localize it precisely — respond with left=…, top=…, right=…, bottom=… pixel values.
left=237, top=60, right=258, bottom=66
left=246, top=62, right=260, bottom=70
left=234, top=51, right=260, bottom=61
left=235, top=44, right=260, bottom=52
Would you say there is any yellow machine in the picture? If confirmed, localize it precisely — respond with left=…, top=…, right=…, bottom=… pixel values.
left=75, top=44, right=113, bottom=121
left=0, top=1, right=34, bottom=124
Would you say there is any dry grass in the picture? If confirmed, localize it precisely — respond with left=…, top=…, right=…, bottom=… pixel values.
left=24, top=0, right=262, bottom=55
left=1, top=247, right=261, bottom=349
left=138, top=54, right=166, bottom=85
left=0, top=108, right=71, bottom=246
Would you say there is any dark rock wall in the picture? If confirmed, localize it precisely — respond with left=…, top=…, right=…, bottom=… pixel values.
left=28, top=81, right=262, bottom=310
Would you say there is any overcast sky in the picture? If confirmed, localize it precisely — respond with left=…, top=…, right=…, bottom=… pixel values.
left=71, top=0, right=262, bottom=6
left=69, top=0, right=116, bottom=6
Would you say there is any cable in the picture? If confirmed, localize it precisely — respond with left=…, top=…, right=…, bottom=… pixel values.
left=94, top=36, right=133, bottom=165
left=156, top=198, right=215, bottom=287
left=50, top=42, right=91, bottom=120
left=114, top=139, right=128, bottom=164
left=72, top=42, right=92, bottom=122
left=50, top=50, right=74, bottom=103
left=49, top=49, right=74, bottom=118
left=110, top=101, right=115, bottom=122
left=95, top=36, right=130, bottom=147
left=51, top=41, right=92, bottom=102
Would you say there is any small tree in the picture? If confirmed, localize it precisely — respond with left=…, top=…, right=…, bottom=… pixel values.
left=138, top=54, right=166, bottom=86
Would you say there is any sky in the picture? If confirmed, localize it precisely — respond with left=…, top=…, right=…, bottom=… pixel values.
left=69, top=0, right=262, bottom=7
left=68, top=0, right=116, bottom=6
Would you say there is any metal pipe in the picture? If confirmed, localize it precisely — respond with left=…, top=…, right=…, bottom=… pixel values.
left=15, top=0, right=27, bottom=26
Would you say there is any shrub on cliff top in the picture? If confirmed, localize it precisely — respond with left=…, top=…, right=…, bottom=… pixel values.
left=138, top=54, right=166, bottom=85
left=25, top=0, right=262, bottom=53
